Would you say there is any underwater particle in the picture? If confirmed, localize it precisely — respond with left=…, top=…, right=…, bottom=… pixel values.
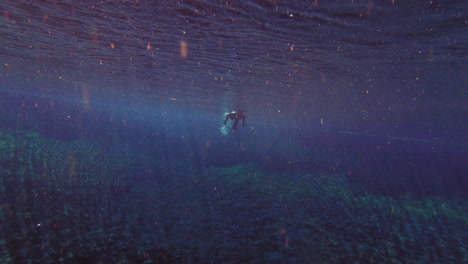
left=110, top=43, right=115, bottom=49
left=147, top=43, right=152, bottom=50
left=180, top=40, right=188, bottom=58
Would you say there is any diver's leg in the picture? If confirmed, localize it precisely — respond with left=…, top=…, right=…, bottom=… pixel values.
left=232, top=119, right=239, bottom=129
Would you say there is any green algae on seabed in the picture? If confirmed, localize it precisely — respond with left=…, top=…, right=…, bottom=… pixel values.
left=199, top=164, right=467, bottom=263
left=0, top=130, right=136, bottom=263
left=0, top=134, right=466, bottom=263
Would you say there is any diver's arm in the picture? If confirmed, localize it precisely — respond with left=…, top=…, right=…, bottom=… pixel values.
left=223, top=114, right=229, bottom=125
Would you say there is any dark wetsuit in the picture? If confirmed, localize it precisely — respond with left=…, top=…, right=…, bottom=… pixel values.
left=224, top=111, right=246, bottom=129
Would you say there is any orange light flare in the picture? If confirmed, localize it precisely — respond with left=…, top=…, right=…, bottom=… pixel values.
left=82, top=84, right=91, bottom=112
left=90, top=26, right=99, bottom=44
left=413, top=89, right=425, bottom=101
left=280, top=228, right=286, bottom=236
left=321, top=71, right=327, bottom=82
left=180, top=40, right=188, bottom=58
left=3, top=11, right=11, bottom=21
left=67, top=152, right=77, bottom=184
left=366, top=1, right=374, bottom=15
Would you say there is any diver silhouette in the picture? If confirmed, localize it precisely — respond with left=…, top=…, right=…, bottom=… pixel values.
left=223, top=110, right=246, bottom=129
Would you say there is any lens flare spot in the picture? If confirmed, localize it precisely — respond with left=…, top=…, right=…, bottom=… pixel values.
left=180, top=40, right=188, bottom=58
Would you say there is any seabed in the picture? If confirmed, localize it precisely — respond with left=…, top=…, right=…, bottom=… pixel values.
left=0, top=131, right=466, bottom=263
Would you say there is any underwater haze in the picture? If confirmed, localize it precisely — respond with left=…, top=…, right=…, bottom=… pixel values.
left=0, top=0, right=467, bottom=263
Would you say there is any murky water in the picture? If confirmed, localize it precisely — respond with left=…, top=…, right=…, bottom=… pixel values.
left=0, top=1, right=466, bottom=263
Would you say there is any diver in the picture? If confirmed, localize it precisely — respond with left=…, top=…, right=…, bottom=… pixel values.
left=223, top=110, right=246, bottom=129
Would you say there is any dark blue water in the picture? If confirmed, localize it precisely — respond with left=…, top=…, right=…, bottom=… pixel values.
left=0, top=1, right=466, bottom=263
